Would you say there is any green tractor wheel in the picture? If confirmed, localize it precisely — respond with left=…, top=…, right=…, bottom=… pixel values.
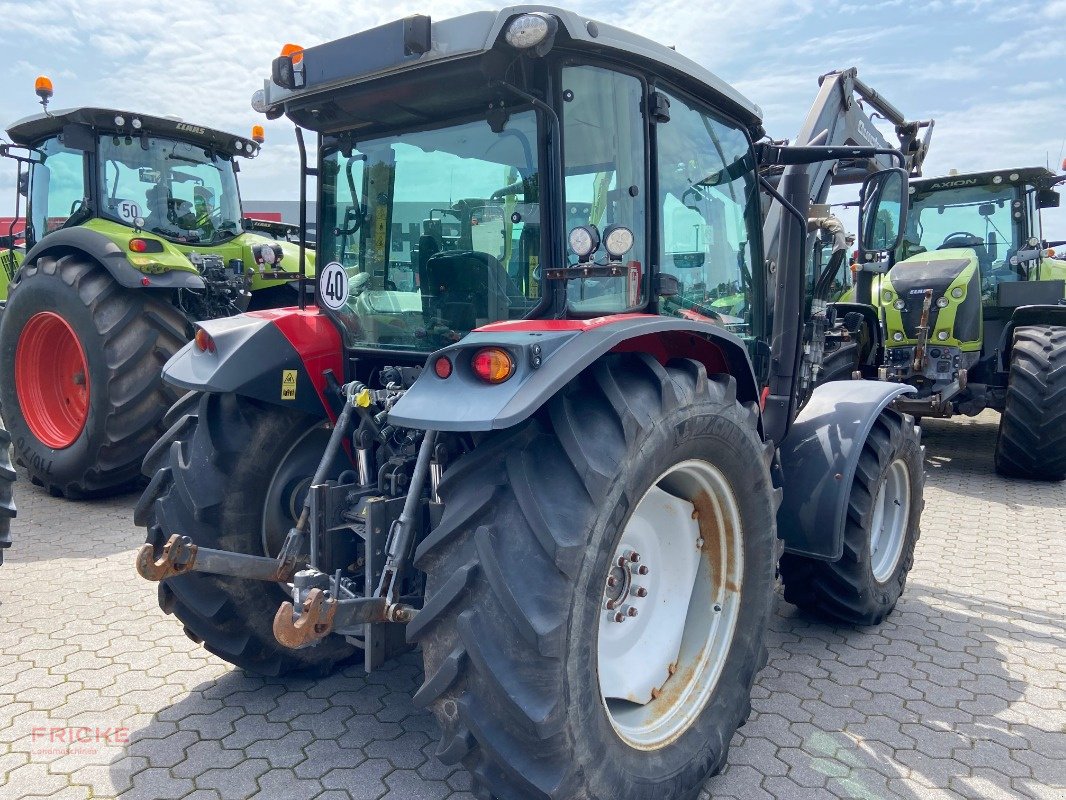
left=0, top=253, right=187, bottom=497
left=994, top=325, right=1066, bottom=481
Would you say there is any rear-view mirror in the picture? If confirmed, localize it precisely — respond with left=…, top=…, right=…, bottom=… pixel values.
left=1037, top=189, right=1060, bottom=209
left=858, top=167, right=908, bottom=253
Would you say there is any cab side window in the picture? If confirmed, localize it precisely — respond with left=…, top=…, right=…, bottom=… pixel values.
left=28, top=137, right=86, bottom=245
left=655, top=90, right=761, bottom=337
left=561, top=64, right=648, bottom=313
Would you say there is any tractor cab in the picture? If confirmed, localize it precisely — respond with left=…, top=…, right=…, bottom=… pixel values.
left=262, top=10, right=770, bottom=365
left=0, top=100, right=309, bottom=318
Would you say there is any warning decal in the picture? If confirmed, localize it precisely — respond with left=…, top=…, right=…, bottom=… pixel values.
left=281, top=369, right=297, bottom=400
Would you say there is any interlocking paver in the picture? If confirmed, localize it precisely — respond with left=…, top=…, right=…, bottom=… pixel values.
left=1, top=410, right=1063, bottom=799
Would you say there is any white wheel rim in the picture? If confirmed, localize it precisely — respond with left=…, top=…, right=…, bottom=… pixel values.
left=597, top=459, right=744, bottom=750
left=869, top=458, right=911, bottom=583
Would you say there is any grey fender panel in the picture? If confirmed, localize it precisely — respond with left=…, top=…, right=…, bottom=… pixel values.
left=162, top=315, right=327, bottom=416
left=389, top=317, right=757, bottom=432
left=777, top=380, right=917, bottom=561
left=23, top=227, right=205, bottom=290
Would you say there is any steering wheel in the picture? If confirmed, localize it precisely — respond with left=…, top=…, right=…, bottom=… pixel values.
left=938, top=231, right=983, bottom=250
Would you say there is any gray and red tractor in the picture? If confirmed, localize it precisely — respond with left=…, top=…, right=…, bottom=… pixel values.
left=135, top=9, right=926, bottom=799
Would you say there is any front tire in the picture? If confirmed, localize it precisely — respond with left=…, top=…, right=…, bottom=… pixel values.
left=994, top=325, right=1066, bottom=481
left=780, top=409, right=923, bottom=625
left=0, top=254, right=187, bottom=497
left=135, top=392, right=357, bottom=676
left=411, top=354, right=779, bottom=800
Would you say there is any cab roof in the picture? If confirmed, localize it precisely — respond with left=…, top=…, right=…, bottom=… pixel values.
left=6, top=107, right=259, bottom=158
left=912, top=167, right=1061, bottom=193
left=258, top=6, right=763, bottom=134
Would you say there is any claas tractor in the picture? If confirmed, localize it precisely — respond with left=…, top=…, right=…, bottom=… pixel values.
left=134, top=8, right=925, bottom=799
left=0, top=79, right=316, bottom=497
left=866, top=166, right=1066, bottom=479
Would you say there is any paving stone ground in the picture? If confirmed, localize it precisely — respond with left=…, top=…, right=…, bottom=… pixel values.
left=1, top=410, right=1063, bottom=799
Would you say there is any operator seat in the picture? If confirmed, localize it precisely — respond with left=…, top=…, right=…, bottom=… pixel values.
left=423, top=251, right=512, bottom=332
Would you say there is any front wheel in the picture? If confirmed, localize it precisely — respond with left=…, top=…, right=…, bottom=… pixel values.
left=994, top=325, right=1066, bottom=481
left=411, top=354, right=779, bottom=800
left=0, top=254, right=187, bottom=497
left=780, top=409, right=924, bottom=625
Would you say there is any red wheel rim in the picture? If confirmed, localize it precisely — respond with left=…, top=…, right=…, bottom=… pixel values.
left=15, top=311, right=90, bottom=449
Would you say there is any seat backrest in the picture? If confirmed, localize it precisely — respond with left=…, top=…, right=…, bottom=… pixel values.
left=424, top=251, right=512, bottom=330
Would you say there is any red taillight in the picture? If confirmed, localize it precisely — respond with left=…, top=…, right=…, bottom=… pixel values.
left=471, top=347, right=515, bottom=384
left=194, top=328, right=216, bottom=353
left=129, top=238, right=148, bottom=253
left=434, top=356, right=453, bottom=379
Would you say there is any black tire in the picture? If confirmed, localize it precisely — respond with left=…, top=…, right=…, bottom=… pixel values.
left=134, top=392, right=357, bottom=676
left=818, top=341, right=861, bottom=384
left=410, top=354, right=779, bottom=800
left=779, top=409, right=923, bottom=626
left=0, top=425, right=14, bottom=565
left=0, top=254, right=187, bottom=497
left=994, top=325, right=1066, bottom=481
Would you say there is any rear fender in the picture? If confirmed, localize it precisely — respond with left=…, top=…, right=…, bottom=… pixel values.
left=161, top=307, right=341, bottom=418
left=777, top=380, right=916, bottom=560
left=22, top=228, right=205, bottom=290
left=389, top=315, right=758, bottom=432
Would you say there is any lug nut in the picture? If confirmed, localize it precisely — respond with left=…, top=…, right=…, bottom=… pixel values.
left=635, top=586, right=648, bottom=597
left=614, top=611, right=626, bottom=623
left=605, top=599, right=618, bottom=610
left=626, top=605, right=638, bottom=617
left=628, top=551, right=641, bottom=563
left=606, top=576, right=618, bottom=587
left=617, top=556, right=628, bottom=567
left=638, top=565, right=649, bottom=575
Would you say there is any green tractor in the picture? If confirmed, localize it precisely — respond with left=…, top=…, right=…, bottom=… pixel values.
left=0, top=80, right=314, bottom=497
left=868, top=166, right=1066, bottom=479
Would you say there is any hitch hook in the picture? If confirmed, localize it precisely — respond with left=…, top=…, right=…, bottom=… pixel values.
left=136, top=534, right=197, bottom=581
left=273, top=588, right=337, bottom=649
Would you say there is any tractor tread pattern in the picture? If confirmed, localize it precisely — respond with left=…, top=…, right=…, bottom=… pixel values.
left=0, top=426, right=15, bottom=563
left=137, top=392, right=353, bottom=676
left=994, top=325, right=1066, bottom=481
left=411, top=355, right=774, bottom=800
left=1, top=254, right=187, bottom=497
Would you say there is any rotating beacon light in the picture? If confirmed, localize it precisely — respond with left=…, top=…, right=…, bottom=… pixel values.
left=34, top=76, right=53, bottom=111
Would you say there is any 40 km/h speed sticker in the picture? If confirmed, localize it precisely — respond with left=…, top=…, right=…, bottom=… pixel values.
left=318, top=262, right=349, bottom=310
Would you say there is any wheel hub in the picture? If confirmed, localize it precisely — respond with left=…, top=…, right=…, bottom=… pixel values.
left=15, top=312, right=91, bottom=449
left=597, top=460, right=744, bottom=750
left=869, top=457, right=911, bottom=583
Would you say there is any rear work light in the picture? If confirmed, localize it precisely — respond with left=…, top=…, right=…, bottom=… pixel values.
left=471, top=348, right=515, bottom=384
left=194, top=328, right=216, bottom=354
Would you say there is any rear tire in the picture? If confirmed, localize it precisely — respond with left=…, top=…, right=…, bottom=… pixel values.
left=135, top=392, right=357, bottom=676
left=411, top=354, right=779, bottom=800
left=994, top=325, right=1066, bottom=481
left=780, top=409, right=923, bottom=625
left=0, top=254, right=187, bottom=497
left=0, top=425, right=14, bottom=565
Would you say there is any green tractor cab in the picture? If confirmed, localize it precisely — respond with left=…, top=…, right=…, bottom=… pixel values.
left=876, top=166, right=1066, bottom=479
left=0, top=89, right=316, bottom=498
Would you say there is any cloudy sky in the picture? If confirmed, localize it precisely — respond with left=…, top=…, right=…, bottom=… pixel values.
left=1, top=0, right=1063, bottom=236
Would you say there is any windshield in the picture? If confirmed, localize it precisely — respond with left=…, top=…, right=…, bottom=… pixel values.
left=901, top=184, right=1019, bottom=262
left=98, top=135, right=242, bottom=244
left=319, top=110, right=541, bottom=352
